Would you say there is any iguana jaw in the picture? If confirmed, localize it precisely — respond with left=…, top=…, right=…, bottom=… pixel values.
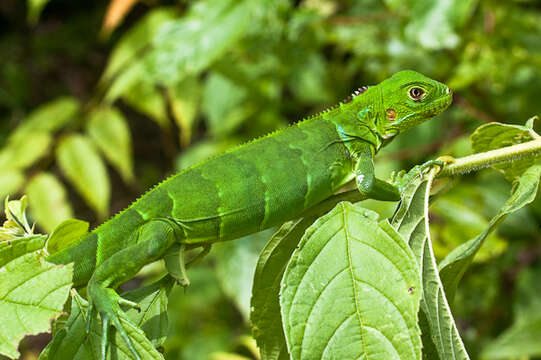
left=388, top=89, right=453, bottom=135
left=416, top=90, right=453, bottom=117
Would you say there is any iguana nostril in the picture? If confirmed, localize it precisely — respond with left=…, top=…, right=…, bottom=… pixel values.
left=446, top=87, right=451, bottom=94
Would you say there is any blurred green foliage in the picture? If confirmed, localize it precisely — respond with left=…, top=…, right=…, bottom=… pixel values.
left=1, top=0, right=540, bottom=358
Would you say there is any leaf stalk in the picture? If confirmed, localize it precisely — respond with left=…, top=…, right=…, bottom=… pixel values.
left=438, top=139, right=541, bottom=177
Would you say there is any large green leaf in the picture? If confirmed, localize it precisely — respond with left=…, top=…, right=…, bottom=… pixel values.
left=0, top=252, right=73, bottom=359
left=56, top=135, right=110, bottom=219
left=251, top=219, right=307, bottom=360
left=0, top=235, right=46, bottom=268
left=392, top=170, right=470, bottom=360
left=281, top=202, right=422, bottom=360
left=87, top=106, right=134, bottom=183
left=439, top=164, right=541, bottom=302
left=25, top=172, right=74, bottom=233
left=251, top=190, right=363, bottom=360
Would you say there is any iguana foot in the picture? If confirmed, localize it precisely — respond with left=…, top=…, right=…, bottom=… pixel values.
left=390, top=157, right=455, bottom=193
left=390, top=168, right=417, bottom=193
left=390, top=162, right=438, bottom=193
left=87, top=282, right=142, bottom=360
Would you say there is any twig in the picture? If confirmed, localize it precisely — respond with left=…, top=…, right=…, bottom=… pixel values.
left=438, top=139, right=541, bottom=177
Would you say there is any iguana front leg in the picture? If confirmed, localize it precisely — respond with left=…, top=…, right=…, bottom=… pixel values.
left=354, top=143, right=401, bottom=201
left=87, top=219, right=180, bottom=360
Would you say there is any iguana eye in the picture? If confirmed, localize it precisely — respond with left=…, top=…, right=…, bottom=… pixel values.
left=409, top=87, right=425, bottom=101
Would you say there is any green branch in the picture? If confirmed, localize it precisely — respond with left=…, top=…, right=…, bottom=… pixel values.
left=438, top=139, right=541, bottom=177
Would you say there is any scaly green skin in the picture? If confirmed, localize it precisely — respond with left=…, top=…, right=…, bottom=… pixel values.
left=47, top=70, right=452, bottom=359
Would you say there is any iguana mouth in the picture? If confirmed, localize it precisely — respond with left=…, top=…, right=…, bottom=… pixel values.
left=421, top=93, right=453, bottom=117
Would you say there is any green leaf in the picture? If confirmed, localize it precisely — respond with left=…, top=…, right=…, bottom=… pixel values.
left=100, top=8, right=177, bottom=103
left=288, top=53, right=331, bottom=104
left=439, top=164, right=541, bottom=302
left=251, top=191, right=364, bottom=360
left=392, top=170, right=470, bottom=360
left=429, top=186, right=507, bottom=262
left=144, top=0, right=252, bottom=85
left=41, top=289, right=165, bottom=360
left=0, top=252, right=73, bottom=359
left=26, top=173, right=74, bottom=233
left=121, top=79, right=170, bottom=129
left=471, top=122, right=540, bottom=181
left=10, top=97, right=79, bottom=142
left=27, top=0, right=50, bottom=24
left=102, top=8, right=177, bottom=85
left=482, top=317, right=541, bottom=359
left=0, top=131, right=52, bottom=171
left=0, top=98, right=78, bottom=171
left=56, top=135, right=110, bottom=220
left=0, top=235, right=46, bottom=268
left=0, top=171, right=24, bottom=202
left=122, top=277, right=175, bottom=347
left=46, top=219, right=89, bottom=255
left=214, top=229, right=270, bottom=320
left=87, top=106, right=134, bottom=183
left=202, top=72, right=249, bottom=137
left=0, top=195, right=33, bottom=239
left=403, top=0, right=477, bottom=50
left=481, top=263, right=541, bottom=359
left=251, top=219, right=309, bottom=360
left=167, top=76, right=201, bottom=147
left=281, top=202, right=422, bottom=360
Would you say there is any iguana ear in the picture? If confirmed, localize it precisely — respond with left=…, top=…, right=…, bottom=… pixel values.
left=386, top=109, right=396, bottom=122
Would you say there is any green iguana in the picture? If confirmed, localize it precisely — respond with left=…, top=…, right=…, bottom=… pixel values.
left=47, top=70, right=453, bottom=359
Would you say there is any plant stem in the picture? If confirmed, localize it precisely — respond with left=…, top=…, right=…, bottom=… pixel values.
left=438, top=139, right=541, bottom=177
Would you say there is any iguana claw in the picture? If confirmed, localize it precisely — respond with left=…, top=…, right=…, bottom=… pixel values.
left=87, top=282, right=142, bottom=360
left=390, top=159, right=452, bottom=194
left=100, top=309, right=141, bottom=360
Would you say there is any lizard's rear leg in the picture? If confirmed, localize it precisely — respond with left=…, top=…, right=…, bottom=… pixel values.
left=87, top=219, right=181, bottom=360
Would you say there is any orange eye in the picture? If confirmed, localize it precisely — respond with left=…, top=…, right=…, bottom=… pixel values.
left=409, top=87, right=425, bottom=101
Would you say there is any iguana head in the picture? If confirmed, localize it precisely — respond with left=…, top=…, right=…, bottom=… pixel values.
left=377, top=70, right=452, bottom=140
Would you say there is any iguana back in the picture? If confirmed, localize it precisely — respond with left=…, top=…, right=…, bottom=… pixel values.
left=48, top=70, right=452, bottom=288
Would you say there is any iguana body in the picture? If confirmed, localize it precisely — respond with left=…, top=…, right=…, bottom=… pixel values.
left=47, top=70, right=452, bottom=359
